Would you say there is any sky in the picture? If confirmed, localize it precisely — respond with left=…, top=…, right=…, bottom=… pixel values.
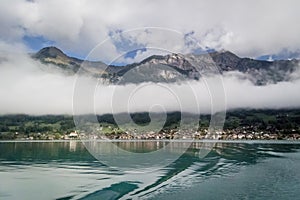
left=1, top=0, right=300, bottom=62
left=0, top=0, right=300, bottom=115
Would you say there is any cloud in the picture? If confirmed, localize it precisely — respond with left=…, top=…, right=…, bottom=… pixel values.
left=1, top=0, right=300, bottom=61
left=223, top=73, right=300, bottom=110
left=0, top=48, right=75, bottom=115
left=91, top=73, right=300, bottom=115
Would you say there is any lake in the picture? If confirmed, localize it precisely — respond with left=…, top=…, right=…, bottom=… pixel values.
left=0, top=140, right=300, bottom=200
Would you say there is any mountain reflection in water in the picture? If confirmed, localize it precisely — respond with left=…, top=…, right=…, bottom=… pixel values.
left=0, top=141, right=299, bottom=200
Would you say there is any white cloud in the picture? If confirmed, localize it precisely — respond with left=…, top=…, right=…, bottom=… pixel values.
left=1, top=0, right=300, bottom=60
left=0, top=50, right=75, bottom=115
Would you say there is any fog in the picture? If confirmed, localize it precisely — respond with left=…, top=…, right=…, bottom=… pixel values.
left=0, top=53, right=300, bottom=115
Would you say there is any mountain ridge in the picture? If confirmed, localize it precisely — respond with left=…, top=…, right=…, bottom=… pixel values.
left=32, top=46, right=300, bottom=85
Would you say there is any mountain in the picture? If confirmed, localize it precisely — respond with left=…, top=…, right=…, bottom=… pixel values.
left=33, top=46, right=108, bottom=75
left=209, top=51, right=299, bottom=84
left=33, top=46, right=82, bottom=73
left=32, top=47, right=300, bottom=85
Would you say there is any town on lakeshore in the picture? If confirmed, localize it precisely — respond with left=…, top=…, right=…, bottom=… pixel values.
left=5, top=126, right=300, bottom=141
left=0, top=109, right=299, bottom=141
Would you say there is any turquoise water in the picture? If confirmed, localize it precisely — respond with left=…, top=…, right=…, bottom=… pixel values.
left=0, top=141, right=300, bottom=200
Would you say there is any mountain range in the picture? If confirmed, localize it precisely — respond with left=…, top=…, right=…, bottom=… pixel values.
left=32, top=46, right=300, bottom=85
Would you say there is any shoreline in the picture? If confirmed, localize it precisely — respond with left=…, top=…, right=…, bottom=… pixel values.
left=1, top=139, right=300, bottom=143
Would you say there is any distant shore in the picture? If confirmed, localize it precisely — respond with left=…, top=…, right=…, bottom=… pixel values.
left=1, top=132, right=300, bottom=141
left=1, top=110, right=299, bottom=141
left=1, top=139, right=300, bottom=144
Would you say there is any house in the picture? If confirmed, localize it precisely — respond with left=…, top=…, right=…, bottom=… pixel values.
left=69, top=131, right=78, bottom=139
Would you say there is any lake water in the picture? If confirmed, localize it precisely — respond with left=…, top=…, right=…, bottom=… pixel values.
left=0, top=141, right=300, bottom=200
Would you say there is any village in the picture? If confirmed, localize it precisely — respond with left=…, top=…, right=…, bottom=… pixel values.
left=90, top=129, right=300, bottom=141
left=2, top=110, right=299, bottom=141
left=16, top=126, right=300, bottom=141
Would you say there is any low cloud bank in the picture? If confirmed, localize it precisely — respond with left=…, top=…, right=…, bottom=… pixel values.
left=0, top=52, right=300, bottom=115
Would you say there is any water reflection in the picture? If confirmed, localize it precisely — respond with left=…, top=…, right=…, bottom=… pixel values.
left=82, top=140, right=193, bottom=171
left=69, top=141, right=77, bottom=152
left=0, top=141, right=299, bottom=200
